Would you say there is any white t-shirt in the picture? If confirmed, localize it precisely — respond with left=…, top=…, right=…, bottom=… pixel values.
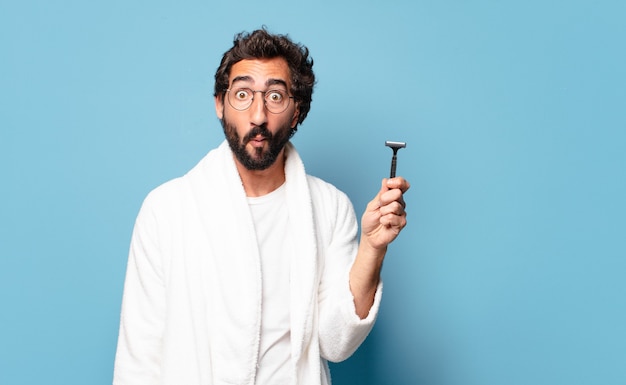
left=248, top=183, right=293, bottom=384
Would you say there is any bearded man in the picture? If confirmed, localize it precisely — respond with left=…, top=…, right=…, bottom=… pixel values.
left=113, top=28, right=409, bottom=385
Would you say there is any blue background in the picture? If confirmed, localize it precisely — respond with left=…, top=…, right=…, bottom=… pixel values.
left=1, top=1, right=625, bottom=384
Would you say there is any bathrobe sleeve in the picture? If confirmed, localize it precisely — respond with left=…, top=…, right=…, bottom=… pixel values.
left=113, top=189, right=169, bottom=385
left=311, top=178, right=383, bottom=363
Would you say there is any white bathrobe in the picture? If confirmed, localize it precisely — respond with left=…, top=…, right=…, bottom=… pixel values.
left=113, top=140, right=382, bottom=385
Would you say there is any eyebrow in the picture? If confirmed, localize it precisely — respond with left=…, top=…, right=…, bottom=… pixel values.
left=266, top=78, right=288, bottom=89
left=231, top=76, right=289, bottom=90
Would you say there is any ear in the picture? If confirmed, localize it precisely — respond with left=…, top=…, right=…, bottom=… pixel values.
left=215, top=94, right=224, bottom=120
left=290, top=104, right=300, bottom=128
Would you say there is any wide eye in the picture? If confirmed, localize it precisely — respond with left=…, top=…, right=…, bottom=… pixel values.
left=266, top=90, right=284, bottom=103
left=234, top=89, right=250, bottom=100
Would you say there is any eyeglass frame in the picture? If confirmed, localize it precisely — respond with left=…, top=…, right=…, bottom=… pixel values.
left=224, top=87, right=295, bottom=114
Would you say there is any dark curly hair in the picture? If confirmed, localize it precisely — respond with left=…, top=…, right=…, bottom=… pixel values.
left=214, top=28, right=315, bottom=128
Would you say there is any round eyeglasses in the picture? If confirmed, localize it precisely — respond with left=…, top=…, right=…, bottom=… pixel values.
left=226, top=88, right=294, bottom=114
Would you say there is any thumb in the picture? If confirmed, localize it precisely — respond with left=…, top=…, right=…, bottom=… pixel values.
left=367, top=178, right=389, bottom=212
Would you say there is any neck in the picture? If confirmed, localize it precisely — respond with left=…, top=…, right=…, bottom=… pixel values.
left=234, top=150, right=286, bottom=197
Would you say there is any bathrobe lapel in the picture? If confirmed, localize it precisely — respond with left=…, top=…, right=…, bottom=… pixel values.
left=283, top=143, right=319, bottom=369
left=183, top=140, right=319, bottom=383
left=186, top=141, right=262, bottom=384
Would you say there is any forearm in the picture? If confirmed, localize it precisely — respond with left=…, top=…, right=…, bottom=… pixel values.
left=350, top=177, right=409, bottom=318
left=349, top=241, right=386, bottom=319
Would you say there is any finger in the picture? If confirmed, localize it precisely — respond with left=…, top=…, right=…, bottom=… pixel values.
left=380, top=212, right=407, bottom=231
left=379, top=188, right=406, bottom=209
left=379, top=200, right=406, bottom=216
left=385, top=177, right=410, bottom=193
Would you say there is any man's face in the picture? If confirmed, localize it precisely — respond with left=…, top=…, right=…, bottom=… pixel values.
left=215, top=57, right=300, bottom=171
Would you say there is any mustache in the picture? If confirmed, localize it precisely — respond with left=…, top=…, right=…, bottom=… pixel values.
left=243, top=125, right=272, bottom=143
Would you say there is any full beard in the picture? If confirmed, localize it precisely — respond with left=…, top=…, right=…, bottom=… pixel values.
left=221, top=118, right=294, bottom=171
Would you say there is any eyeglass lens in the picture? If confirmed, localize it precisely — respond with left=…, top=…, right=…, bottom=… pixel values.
left=227, top=88, right=291, bottom=113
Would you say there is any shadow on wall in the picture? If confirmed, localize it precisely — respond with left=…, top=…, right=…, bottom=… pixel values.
left=329, top=326, right=449, bottom=385
left=328, top=335, right=374, bottom=384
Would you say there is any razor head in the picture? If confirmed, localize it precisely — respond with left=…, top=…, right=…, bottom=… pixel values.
left=385, top=141, right=406, bottom=149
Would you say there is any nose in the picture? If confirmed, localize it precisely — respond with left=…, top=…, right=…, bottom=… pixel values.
left=249, top=91, right=268, bottom=127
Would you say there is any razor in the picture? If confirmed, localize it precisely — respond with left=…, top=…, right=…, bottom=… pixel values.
left=385, top=141, right=406, bottom=178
